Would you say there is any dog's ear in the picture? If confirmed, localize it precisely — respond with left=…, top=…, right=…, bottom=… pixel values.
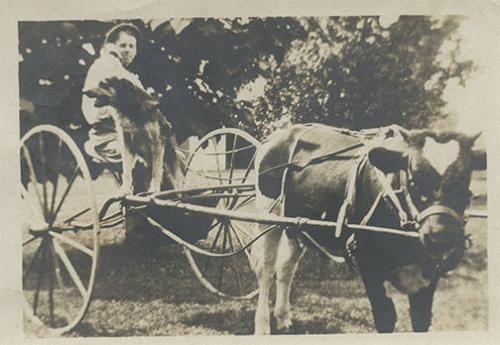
left=83, top=78, right=122, bottom=108
left=98, top=79, right=119, bottom=97
left=82, top=89, right=100, bottom=99
left=83, top=86, right=113, bottom=108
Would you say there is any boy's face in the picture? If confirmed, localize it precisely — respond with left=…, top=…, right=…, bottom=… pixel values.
left=115, top=31, right=137, bottom=67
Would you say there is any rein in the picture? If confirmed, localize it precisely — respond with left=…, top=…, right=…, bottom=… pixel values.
left=361, top=150, right=466, bottom=233
left=302, top=128, right=470, bottom=276
left=258, top=142, right=364, bottom=177
left=364, top=151, right=469, bottom=277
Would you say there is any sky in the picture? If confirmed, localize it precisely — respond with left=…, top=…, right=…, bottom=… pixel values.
left=236, top=15, right=498, bottom=143
left=442, top=15, right=499, bottom=137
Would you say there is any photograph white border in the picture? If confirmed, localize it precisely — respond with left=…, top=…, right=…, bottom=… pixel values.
left=1, top=1, right=499, bottom=344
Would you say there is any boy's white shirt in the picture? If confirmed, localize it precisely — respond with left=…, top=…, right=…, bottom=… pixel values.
left=81, top=43, right=144, bottom=125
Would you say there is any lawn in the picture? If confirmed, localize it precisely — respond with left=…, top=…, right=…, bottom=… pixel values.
left=24, top=171, right=488, bottom=337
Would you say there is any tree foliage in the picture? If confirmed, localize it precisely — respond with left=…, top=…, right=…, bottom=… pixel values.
left=19, top=16, right=472, bottom=142
left=18, top=18, right=306, bottom=142
left=252, top=16, right=473, bottom=137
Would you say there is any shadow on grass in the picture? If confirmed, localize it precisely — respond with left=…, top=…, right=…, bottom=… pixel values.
left=70, top=321, right=150, bottom=337
left=91, top=242, right=221, bottom=304
left=182, top=309, right=346, bottom=335
left=272, top=318, right=343, bottom=335
left=182, top=309, right=255, bottom=335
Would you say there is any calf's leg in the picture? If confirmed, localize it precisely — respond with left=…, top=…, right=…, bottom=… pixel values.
left=253, top=194, right=282, bottom=335
left=358, top=259, right=396, bottom=333
left=273, top=234, right=306, bottom=332
left=408, top=278, right=439, bottom=332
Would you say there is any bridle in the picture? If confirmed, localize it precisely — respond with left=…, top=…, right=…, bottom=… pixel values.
left=370, top=149, right=470, bottom=276
left=402, top=152, right=465, bottom=228
left=261, top=124, right=471, bottom=276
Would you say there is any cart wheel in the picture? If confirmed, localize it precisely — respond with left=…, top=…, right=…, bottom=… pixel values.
left=183, top=128, right=260, bottom=299
left=21, top=125, right=99, bottom=335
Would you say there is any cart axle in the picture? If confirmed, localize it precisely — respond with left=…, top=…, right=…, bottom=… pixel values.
left=28, top=222, right=50, bottom=235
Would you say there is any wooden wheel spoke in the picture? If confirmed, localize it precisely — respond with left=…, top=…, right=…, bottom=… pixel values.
left=23, top=238, right=44, bottom=282
left=48, top=240, right=64, bottom=289
left=229, top=222, right=256, bottom=269
left=38, top=134, right=50, bottom=220
left=230, top=220, right=253, bottom=239
left=217, top=224, right=228, bottom=291
left=48, top=240, right=74, bottom=325
left=202, top=222, right=225, bottom=276
left=191, top=151, right=209, bottom=185
left=207, top=219, right=223, bottom=233
left=49, top=138, right=62, bottom=218
left=59, top=207, right=91, bottom=225
left=23, top=236, right=39, bottom=247
left=50, top=167, right=80, bottom=225
left=184, top=128, right=260, bottom=299
left=33, top=239, right=48, bottom=316
left=49, top=231, right=94, bottom=257
left=209, top=221, right=225, bottom=252
left=232, top=194, right=255, bottom=211
left=226, top=224, right=243, bottom=293
left=53, top=240, right=87, bottom=298
left=21, top=125, right=100, bottom=333
left=22, top=145, right=45, bottom=219
left=241, top=149, right=257, bottom=184
left=47, top=240, right=55, bottom=326
left=211, top=138, right=223, bottom=186
left=228, top=135, right=238, bottom=185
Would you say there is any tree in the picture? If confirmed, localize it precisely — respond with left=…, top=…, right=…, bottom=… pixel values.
left=135, top=17, right=306, bottom=142
left=18, top=16, right=472, bottom=142
left=18, top=18, right=306, bottom=142
left=252, top=16, right=473, bottom=137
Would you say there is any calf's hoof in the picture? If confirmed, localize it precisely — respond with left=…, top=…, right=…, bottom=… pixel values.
left=273, top=313, right=293, bottom=333
left=270, top=312, right=294, bottom=334
left=254, top=316, right=271, bottom=335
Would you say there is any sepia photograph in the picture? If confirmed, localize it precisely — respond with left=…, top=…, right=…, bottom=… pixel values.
left=5, top=1, right=499, bottom=342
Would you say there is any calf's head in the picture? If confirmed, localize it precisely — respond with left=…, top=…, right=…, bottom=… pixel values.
left=368, top=129, right=486, bottom=272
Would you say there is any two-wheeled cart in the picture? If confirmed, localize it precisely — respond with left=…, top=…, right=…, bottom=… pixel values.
left=20, top=125, right=487, bottom=335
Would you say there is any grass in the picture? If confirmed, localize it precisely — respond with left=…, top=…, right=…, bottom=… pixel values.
left=24, top=171, right=488, bottom=337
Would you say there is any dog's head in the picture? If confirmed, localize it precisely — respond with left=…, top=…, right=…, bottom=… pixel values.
left=84, top=77, right=160, bottom=117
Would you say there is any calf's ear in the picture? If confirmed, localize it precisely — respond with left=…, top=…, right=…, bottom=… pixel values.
left=472, top=150, right=487, bottom=170
left=368, top=147, right=408, bottom=174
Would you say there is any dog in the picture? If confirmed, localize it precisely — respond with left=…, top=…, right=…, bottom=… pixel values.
left=83, top=77, right=184, bottom=196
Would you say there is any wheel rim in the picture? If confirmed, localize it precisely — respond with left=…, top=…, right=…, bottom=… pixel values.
left=183, top=129, right=260, bottom=299
left=21, top=125, right=99, bottom=335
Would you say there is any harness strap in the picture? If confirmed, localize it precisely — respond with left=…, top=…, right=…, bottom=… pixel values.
left=416, top=205, right=465, bottom=226
left=295, top=143, right=364, bottom=169
left=258, top=142, right=363, bottom=176
left=335, top=155, right=367, bottom=238
left=279, top=126, right=318, bottom=217
left=301, top=231, right=345, bottom=263
left=400, top=159, right=420, bottom=219
left=360, top=192, right=383, bottom=225
left=375, top=169, right=409, bottom=226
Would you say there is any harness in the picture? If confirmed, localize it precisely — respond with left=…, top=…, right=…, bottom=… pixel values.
left=269, top=124, right=469, bottom=276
